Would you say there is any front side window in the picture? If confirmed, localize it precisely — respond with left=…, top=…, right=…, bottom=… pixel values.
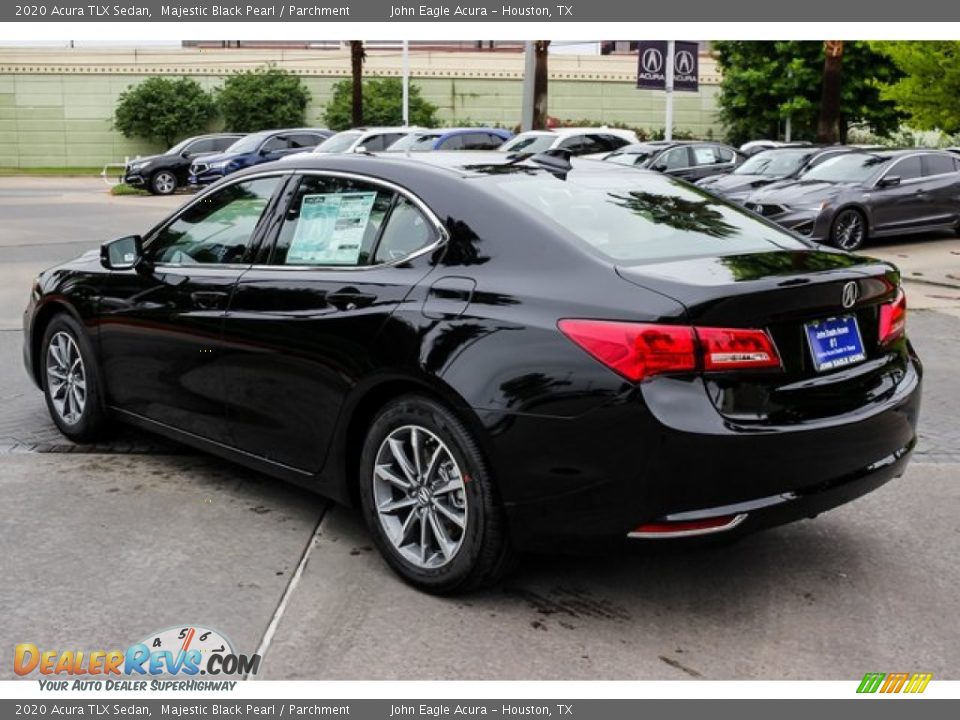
left=886, top=156, right=923, bottom=182
left=386, top=132, right=442, bottom=152
left=261, top=136, right=291, bottom=153
left=147, top=177, right=281, bottom=265
left=658, top=147, right=691, bottom=170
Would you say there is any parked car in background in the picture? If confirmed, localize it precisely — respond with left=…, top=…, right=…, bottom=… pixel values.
left=188, top=128, right=333, bottom=185
left=696, top=146, right=857, bottom=203
left=740, top=140, right=813, bottom=156
left=24, top=151, right=921, bottom=593
left=498, top=127, right=637, bottom=156
left=599, top=141, right=744, bottom=182
left=744, top=149, right=960, bottom=250
left=302, top=126, right=421, bottom=156
left=385, top=127, right=513, bottom=152
left=123, top=133, right=244, bottom=195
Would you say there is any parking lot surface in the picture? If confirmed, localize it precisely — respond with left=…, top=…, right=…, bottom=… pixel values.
left=1, top=177, right=959, bottom=679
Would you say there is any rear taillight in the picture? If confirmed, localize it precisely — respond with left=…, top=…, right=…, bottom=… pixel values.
left=557, top=320, right=696, bottom=382
left=558, top=320, right=781, bottom=382
left=878, top=288, right=907, bottom=345
left=696, top=327, right=781, bottom=371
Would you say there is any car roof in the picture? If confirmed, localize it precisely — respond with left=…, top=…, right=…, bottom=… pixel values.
left=244, top=150, right=645, bottom=182
left=250, top=127, right=331, bottom=137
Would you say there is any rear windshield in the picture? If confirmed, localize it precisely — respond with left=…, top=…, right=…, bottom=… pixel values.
left=494, top=171, right=808, bottom=263
left=500, top=134, right=557, bottom=154
left=802, top=153, right=890, bottom=183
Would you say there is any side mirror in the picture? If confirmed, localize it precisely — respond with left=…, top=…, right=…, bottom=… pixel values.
left=101, top=235, right=145, bottom=272
left=652, top=164, right=667, bottom=172
left=878, top=175, right=901, bottom=188
left=353, top=145, right=368, bottom=154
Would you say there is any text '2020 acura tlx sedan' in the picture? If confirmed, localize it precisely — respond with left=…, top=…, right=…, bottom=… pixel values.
left=23, top=152, right=921, bottom=593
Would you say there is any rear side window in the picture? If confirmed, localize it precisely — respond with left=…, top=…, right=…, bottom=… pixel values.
left=288, top=133, right=323, bottom=148
left=269, top=176, right=437, bottom=266
left=212, top=137, right=240, bottom=151
left=439, top=134, right=464, bottom=150
left=692, top=145, right=720, bottom=165
left=496, top=171, right=808, bottom=264
left=922, top=154, right=957, bottom=176
left=373, top=198, right=437, bottom=263
left=270, top=176, right=396, bottom=266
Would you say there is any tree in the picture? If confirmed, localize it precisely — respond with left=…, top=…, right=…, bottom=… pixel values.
left=713, top=42, right=903, bottom=146
left=113, top=76, right=216, bottom=148
left=817, top=41, right=845, bottom=143
left=533, top=41, right=550, bottom=129
left=323, top=78, right=438, bottom=131
left=349, top=41, right=366, bottom=127
left=216, top=65, right=311, bottom=132
left=871, top=41, right=960, bottom=134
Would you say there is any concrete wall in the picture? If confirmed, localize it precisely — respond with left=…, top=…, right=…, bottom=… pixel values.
left=0, top=47, right=723, bottom=168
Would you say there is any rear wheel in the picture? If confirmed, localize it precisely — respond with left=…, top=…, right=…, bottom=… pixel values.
left=149, top=170, right=178, bottom=195
left=830, top=208, right=867, bottom=251
left=358, top=395, right=514, bottom=594
left=41, top=314, right=108, bottom=442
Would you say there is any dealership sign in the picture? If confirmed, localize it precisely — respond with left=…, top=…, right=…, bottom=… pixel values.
left=637, top=41, right=699, bottom=91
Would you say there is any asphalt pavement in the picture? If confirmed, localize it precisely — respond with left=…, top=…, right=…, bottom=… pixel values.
left=1, top=177, right=958, bottom=680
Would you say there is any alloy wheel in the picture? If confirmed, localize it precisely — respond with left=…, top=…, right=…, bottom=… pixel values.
left=46, top=331, right=87, bottom=425
left=152, top=171, right=177, bottom=195
left=834, top=210, right=865, bottom=250
left=372, top=425, right=468, bottom=569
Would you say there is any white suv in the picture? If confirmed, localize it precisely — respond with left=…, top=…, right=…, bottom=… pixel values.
left=499, top=127, right=639, bottom=156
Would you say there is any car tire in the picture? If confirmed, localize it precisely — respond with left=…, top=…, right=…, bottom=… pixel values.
left=358, top=394, right=514, bottom=594
left=149, top=170, right=178, bottom=195
left=40, top=314, right=109, bottom=443
left=830, top=208, right=868, bottom=251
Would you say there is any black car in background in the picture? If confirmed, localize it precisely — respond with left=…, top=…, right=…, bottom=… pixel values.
left=188, top=128, right=333, bottom=185
left=696, top=146, right=857, bottom=204
left=601, top=141, right=744, bottom=182
left=744, top=149, right=960, bottom=250
left=123, top=133, right=244, bottom=195
left=23, top=152, right=920, bottom=593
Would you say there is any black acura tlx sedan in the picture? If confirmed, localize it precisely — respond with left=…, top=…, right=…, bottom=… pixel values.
left=23, top=152, right=921, bottom=593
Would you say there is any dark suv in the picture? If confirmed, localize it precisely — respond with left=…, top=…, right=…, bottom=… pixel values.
left=188, top=128, right=333, bottom=186
left=123, top=133, right=244, bottom=195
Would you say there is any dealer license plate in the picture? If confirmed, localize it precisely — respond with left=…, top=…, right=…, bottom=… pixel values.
left=804, top=315, right=867, bottom=372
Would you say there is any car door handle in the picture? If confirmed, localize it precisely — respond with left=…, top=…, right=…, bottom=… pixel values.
left=190, top=291, right=229, bottom=310
left=327, top=288, right=376, bottom=311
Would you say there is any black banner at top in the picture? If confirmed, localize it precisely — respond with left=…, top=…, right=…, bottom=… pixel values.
left=3, top=0, right=960, bottom=22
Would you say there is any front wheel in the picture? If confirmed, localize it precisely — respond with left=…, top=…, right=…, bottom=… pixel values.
left=830, top=208, right=868, bottom=251
left=358, top=395, right=514, bottom=594
left=149, top=170, right=178, bottom=195
left=41, top=314, right=109, bottom=442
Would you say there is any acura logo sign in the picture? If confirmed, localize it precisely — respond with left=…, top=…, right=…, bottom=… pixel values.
left=842, top=281, right=859, bottom=309
left=641, top=48, right=664, bottom=74
left=674, top=50, right=695, bottom=75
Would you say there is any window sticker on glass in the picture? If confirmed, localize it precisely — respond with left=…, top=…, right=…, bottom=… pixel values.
left=287, top=192, right=377, bottom=265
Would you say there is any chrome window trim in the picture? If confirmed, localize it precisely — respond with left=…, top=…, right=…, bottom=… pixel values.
left=247, top=169, right=449, bottom=273
left=870, top=151, right=960, bottom=187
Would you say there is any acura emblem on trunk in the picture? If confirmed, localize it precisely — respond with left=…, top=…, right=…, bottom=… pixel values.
left=842, top=281, right=859, bottom=309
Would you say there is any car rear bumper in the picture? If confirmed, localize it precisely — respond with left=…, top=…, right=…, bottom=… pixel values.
left=493, top=353, right=922, bottom=552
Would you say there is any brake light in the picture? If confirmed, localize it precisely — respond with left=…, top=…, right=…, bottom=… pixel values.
left=878, top=288, right=907, bottom=345
left=557, top=320, right=696, bottom=382
left=558, top=320, right=781, bottom=381
left=696, top=327, right=781, bottom=371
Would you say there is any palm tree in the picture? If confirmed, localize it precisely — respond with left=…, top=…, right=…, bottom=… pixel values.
left=349, top=40, right=365, bottom=127
left=533, top=41, right=551, bottom=129
left=817, top=41, right=844, bottom=143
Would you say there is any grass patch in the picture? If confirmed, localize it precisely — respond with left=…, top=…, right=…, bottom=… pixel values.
left=110, top=183, right=149, bottom=196
left=0, top=167, right=105, bottom=177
